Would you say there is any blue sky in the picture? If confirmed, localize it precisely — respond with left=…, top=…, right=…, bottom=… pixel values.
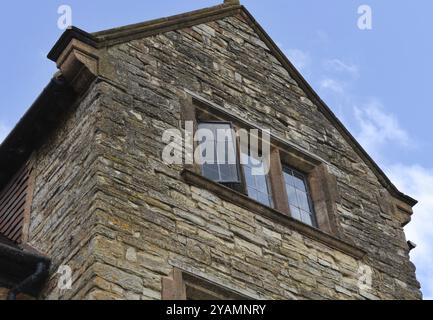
left=0, top=1, right=431, bottom=299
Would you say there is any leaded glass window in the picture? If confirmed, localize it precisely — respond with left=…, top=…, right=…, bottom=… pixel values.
left=242, top=152, right=273, bottom=207
left=283, top=167, right=316, bottom=227
left=198, top=122, right=239, bottom=183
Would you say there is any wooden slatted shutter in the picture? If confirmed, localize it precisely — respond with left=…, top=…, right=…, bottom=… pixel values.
left=0, top=162, right=34, bottom=244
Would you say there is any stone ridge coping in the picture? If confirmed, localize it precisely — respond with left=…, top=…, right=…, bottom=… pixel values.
left=47, top=3, right=242, bottom=61
left=93, top=3, right=241, bottom=44
left=181, top=169, right=367, bottom=260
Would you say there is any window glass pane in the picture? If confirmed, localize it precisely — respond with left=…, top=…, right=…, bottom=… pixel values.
left=198, top=123, right=216, bottom=144
left=293, top=172, right=307, bottom=191
left=284, top=167, right=316, bottom=227
left=296, top=190, right=310, bottom=212
left=198, top=122, right=239, bottom=183
left=286, top=185, right=298, bottom=206
left=217, top=140, right=236, bottom=166
left=290, top=206, right=302, bottom=221
left=301, top=211, right=313, bottom=226
left=197, top=126, right=216, bottom=164
left=202, top=164, right=219, bottom=181
left=220, top=164, right=239, bottom=182
left=200, top=144, right=217, bottom=165
left=198, top=133, right=208, bottom=145
left=258, top=192, right=271, bottom=207
left=247, top=188, right=258, bottom=201
left=256, top=175, right=268, bottom=193
left=284, top=171, right=295, bottom=186
left=243, top=152, right=273, bottom=208
left=243, top=166, right=254, bottom=186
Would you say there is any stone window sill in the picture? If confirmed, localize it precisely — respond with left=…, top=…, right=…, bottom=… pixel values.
left=181, top=169, right=366, bottom=260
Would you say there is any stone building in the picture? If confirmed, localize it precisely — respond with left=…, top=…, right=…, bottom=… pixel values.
left=0, top=1, right=422, bottom=300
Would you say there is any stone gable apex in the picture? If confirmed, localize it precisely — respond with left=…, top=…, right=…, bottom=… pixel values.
left=7, top=2, right=417, bottom=208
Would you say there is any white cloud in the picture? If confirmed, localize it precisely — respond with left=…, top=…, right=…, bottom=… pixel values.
left=315, top=54, right=430, bottom=299
left=284, top=48, right=311, bottom=71
left=324, top=58, right=359, bottom=78
left=354, top=99, right=410, bottom=156
left=319, top=78, right=346, bottom=94
left=352, top=101, right=431, bottom=299
left=386, top=164, right=433, bottom=300
left=0, top=123, right=10, bottom=144
left=354, top=107, right=432, bottom=299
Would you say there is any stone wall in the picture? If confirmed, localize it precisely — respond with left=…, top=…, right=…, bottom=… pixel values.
left=22, top=13, right=421, bottom=299
left=80, top=13, right=420, bottom=299
left=26, top=83, right=103, bottom=299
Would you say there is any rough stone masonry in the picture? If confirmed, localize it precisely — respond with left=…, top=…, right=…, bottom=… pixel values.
left=0, top=3, right=421, bottom=300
